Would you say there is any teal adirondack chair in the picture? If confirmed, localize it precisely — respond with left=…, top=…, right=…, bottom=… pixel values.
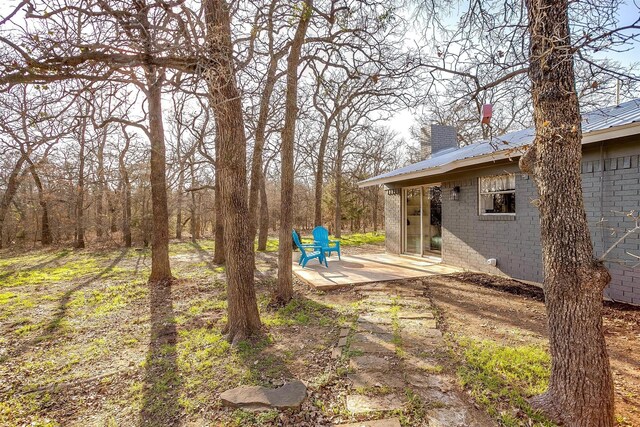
left=312, top=226, right=341, bottom=260
left=292, top=230, right=327, bottom=268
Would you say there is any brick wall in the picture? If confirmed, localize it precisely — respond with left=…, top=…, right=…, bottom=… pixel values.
left=440, top=165, right=544, bottom=283
left=382, top=136, right=640, bottom=305
left=581, top=149, right=640, bottom=305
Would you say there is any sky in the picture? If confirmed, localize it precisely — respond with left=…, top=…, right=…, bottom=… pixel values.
left=386, top=0, right=640, bottom=142
left=1, top=0, right=638, bottom=144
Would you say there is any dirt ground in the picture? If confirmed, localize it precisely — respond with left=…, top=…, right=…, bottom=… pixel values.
left=425, top=272, right=640, bottom=426
left=1, top=239, right=638, bottom=426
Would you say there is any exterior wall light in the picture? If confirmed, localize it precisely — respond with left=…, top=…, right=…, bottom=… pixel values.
left=450, top=186, right=460, bottom=201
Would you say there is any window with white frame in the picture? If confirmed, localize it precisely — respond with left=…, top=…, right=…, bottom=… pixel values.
left=479, top=174, right=516, bottom=215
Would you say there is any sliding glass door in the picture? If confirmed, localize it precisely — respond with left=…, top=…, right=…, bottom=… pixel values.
left=403, top=185, right=442, bottom=255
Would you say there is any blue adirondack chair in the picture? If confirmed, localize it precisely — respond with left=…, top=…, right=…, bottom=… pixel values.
left=312, top=226, right=341, bottom=260
left=292, top=230, right=327, bottom=268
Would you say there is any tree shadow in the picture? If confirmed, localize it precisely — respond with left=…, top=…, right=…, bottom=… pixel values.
left=190, top=241, right=218, bottom=271
left=3, top=249, right=129, bottom=360
left=140, top=278, right=180, bottom=427
left=0, top=248, right=71, bottom=281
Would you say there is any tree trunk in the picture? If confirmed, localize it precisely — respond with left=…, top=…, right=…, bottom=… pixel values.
left=213, top=136, right=225, bottom=264
left=27, top=159, right=52, bottom=245
left=276, top=0, right=312, bottom=303
left=176, top=138, right=184, bottom=240
left=119, top=127, right=132, bottom=248
left=334, top=136, right=344, bottom=238
left=96, top=130, right=107, bottom=239
left=146, top=68, right=172, bottom=282
left=313, top=123, right=331, bottom=226
left=521, top=0, right=614, bottom=424
left=248, top=5, right=281, bottom=240
left=0, top=155, right=27, bottom=249
left=75, top=117, right=86, bottom=249
left=204, top=0, right=261, bottom=342
left=189, top=160, right=198, bottom=243
left=257, top=168, right=269, bottom=251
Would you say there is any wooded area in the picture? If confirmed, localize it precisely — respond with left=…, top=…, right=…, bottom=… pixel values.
left=1, top=0, right=639, bottom=426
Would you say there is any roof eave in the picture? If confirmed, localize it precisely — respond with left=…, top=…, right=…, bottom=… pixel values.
left=358, top=121, right=640, bottom=188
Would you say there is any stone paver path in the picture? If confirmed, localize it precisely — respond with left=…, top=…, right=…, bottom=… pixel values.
left=334, top=281, right=494, bottom=426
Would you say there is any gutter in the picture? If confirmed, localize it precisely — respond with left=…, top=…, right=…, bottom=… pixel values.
left=358, top=121, right=640, bottom=188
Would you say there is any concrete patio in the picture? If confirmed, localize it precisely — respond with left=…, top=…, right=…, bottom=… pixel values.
left=292, top=252, right=462, bottom=291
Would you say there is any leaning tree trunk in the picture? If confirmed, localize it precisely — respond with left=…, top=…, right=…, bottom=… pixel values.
left=27, top=159, right=52, bottom=245
left=0, top=154, right=27, bottom=249
left=248, top=31, right=280, bottom=241
left=204, top=0, right=261, bottom=342
left=521, top=0, right=614, bottom=425
left=276, top=0, right=312, bottom=303
left=146, top=68, right=172, bottom=282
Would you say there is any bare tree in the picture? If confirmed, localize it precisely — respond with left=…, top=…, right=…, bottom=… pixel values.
left=204, top=0, right=261, bottom=342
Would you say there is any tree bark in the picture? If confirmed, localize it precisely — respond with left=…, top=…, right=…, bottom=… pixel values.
left=0, top=154, right=27, bottom=249
left=27, top=158, right=52, bottom=245
left=146, top=68, right=172, bottom=282
left=204, top=0, right=261, bottom=342
left=119, top=126, right=132, bottom=248
left=248, top=0, right=282, bottom=241
left=175, top=140, right=184, bottom=240
left=189, top=159, right=199, bottom=242
left=521, top=1, right=614, bottom=425
left=313, top=123, right=331, bottom=226
left=213, top=135, right=225, bottom=264
left=95, top=130, right=107, bottom=239
left=276, top=0, right=313, bottom=303
left=257, top=168, right=269, bottom=251
left=334, top=134, right=345, bottom=238
left=75, top=115, right=86, bottom=249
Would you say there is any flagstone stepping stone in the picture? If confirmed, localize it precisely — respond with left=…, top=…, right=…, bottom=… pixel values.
left=347, top=371, right=405, bottom=389
left=331, top=347, right=342, bottom=359
left=403, top=356, right=442, bottom=373
left=405, top=373, right=453, bottom=392
left=338, top=337, right=348, bottom=347
left=334, top=417, right=402, bottom=427
left=357, top=322, right=392, bottom=334
left=349, top=355, right=394, bottom=372
left=427, top=407, right=475, bottom=427
left=340, top=328, right=350, bottom=338
left=400, top=319, right=438, bottom=331
left=357, top=314, right=392, bottom=324
left=353, top=332, right=394, bottom=343
left=351, top=340, right=396, bottom=355
left=219, top=380, right=306, bottom=410
left=418, top=387, right=464, bottom=406
left=351, top=332, right=396, bottom=354
left=397, top=311, right=434, bottom=319
left=346, top=394, right=404, bottom=414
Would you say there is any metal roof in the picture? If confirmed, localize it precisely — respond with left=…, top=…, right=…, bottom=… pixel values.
left=360, top=98, right=640, bottom=187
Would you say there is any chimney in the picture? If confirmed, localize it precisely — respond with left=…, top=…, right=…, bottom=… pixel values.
left=421, top=124, right=458, bottom=160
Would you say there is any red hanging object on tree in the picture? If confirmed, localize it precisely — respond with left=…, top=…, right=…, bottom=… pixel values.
left=481, top=104, right=492, bottom=124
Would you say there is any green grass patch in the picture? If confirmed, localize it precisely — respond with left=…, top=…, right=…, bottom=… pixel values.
left=261, top=297, right=337, bottom=327
left=455, top=337, right=554, bottom=426
left=337, top=231, right=385, bottom=246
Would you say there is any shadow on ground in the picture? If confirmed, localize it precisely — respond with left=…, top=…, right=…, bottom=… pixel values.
left=140, top=278, right=180, bottom=427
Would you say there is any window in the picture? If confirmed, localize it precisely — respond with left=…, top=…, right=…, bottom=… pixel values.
left=479, top=174, right=516, bottom=215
